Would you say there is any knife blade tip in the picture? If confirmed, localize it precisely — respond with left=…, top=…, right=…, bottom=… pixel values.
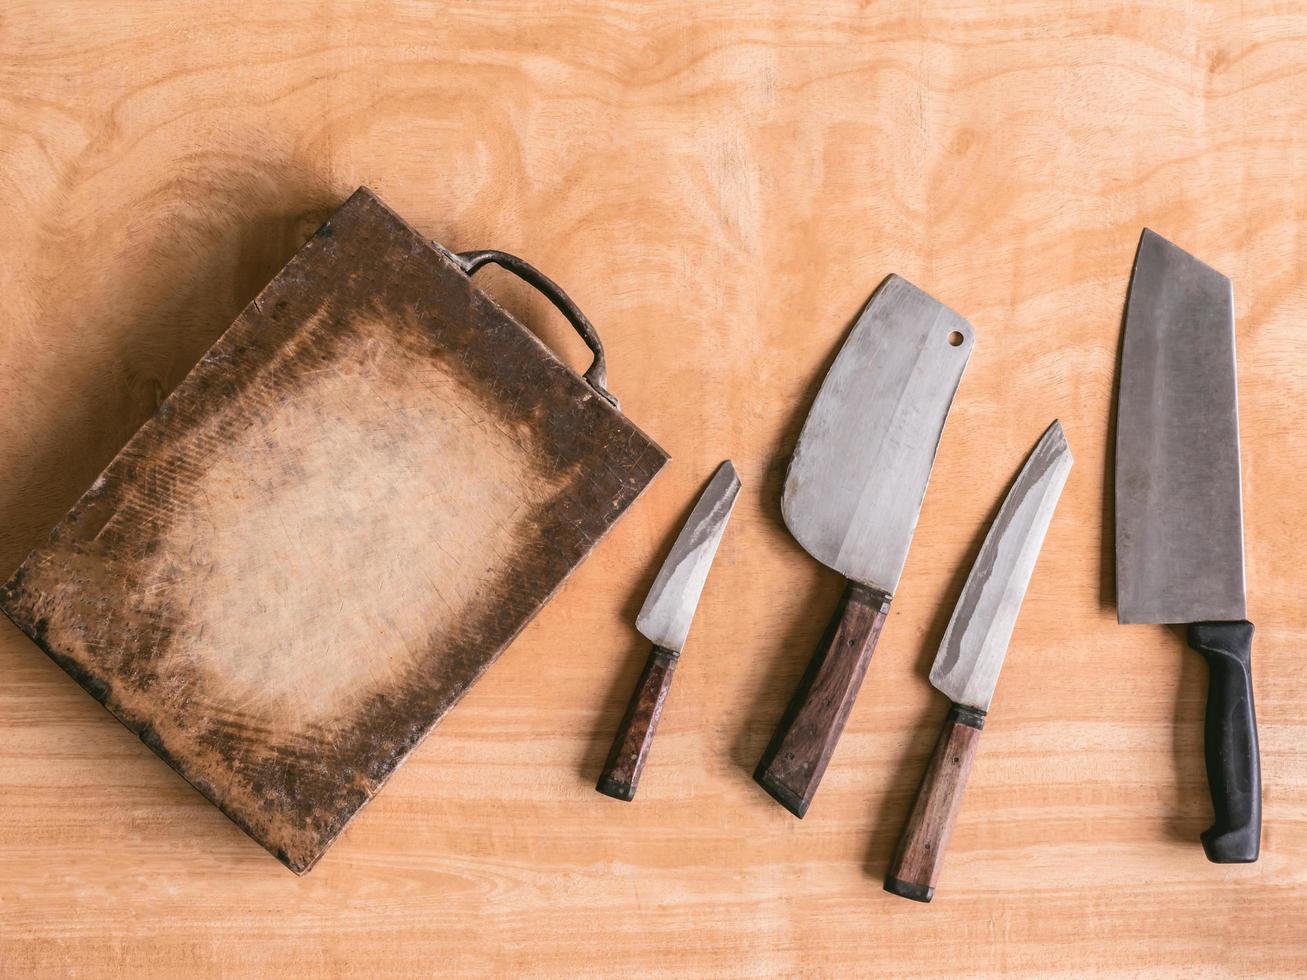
left=1039, top=419, right=1073, bottom=466
left=713, top=459, right=742, bottom=498
left=1135, top=227, right=1231, bottom=288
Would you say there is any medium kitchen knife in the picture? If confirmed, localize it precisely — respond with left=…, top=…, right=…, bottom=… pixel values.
left=885, top=421, right=1072, bottom=903
left=1116, top=229, right=1261, bottom=863
left=596, top=460, right=741, bottom=801
left=755, top=275, right=975, bottom=818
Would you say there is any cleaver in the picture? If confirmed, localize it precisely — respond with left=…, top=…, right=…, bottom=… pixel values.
left=1116, top=229, right=1260, bottom=863
left=756, top=275, right=975, bottom=817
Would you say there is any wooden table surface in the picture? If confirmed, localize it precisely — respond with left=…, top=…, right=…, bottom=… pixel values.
left=2, top=2, right=1305, bottom=976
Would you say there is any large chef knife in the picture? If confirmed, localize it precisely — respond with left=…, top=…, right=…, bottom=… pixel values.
left=597, top=461, right=741, bottom=801
left=1116, top=229, right=1260, bottom=863
left=885, top=421, right=1072, bottom=902
left=756, top=275, right=975, bottom=818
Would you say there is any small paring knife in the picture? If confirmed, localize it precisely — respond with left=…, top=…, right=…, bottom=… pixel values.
left=1115, top=229, right=1260, bottom=863
left=885, top=420, right=1072, bottom=903
left=596, top=461, right=741, bottom=801
left=755, top=276, right=975, bottom=818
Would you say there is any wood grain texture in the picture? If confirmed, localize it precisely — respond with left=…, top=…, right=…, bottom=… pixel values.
left=755, top=581, right=891, bottom=817
left=596, top=645, right=679, bottom=801
left=0, top=186, right=667, bottom=875
left=3, top=1, right=1307, bottom=975
left=885, top=704, right=985, bottom=903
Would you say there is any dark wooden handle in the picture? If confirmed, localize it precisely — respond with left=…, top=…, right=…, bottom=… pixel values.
left=1188, top=620, right=1261, bottom=863
left=884, top=704, right=984, bottom=903
left=596, top=645, right=678, bottom=801
left=754, top=582, right=891, bottom=817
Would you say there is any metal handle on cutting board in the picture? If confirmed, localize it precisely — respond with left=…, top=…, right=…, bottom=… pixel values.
left=446, top=248, right=616, bottom=408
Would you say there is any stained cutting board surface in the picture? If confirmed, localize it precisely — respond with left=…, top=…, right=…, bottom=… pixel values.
left=2, top=2, right=1307, bottom=977
left=0, top=188, right=666, bottom=874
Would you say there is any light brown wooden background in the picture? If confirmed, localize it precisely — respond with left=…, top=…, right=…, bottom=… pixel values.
left=2, top=2, right=1305, bottom=976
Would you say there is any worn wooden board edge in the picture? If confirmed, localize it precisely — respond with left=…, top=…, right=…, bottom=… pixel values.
left=0, top=465, right=670, bottom=876
left=362, top=186, right=668, bottom=455
left=0, top=187, right=669, bottom=874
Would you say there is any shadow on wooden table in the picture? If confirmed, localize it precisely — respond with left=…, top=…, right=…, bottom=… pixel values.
left=1168, top=624, right=1211, bottom=844
left=729, top=572, right=842, bottom=779
left=1102, top=286, right=1207, bottom=846
left=725, top=290, right=857, bottom=783
left=0, top=167, right=341, bottom=866
left=0, top=168, right=339, bottom=578
left=1099, top=271, right=1130, bottom=611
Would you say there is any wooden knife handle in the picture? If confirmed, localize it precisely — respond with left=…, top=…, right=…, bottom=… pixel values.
left=754, top=582, right=891, bottom=817
left=596, top=644, right=679, bottom=801
left=1187, top=620, right=1261, bottom=863
left=885, top=704, right=985, bottom=903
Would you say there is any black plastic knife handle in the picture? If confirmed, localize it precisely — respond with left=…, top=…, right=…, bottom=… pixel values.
left=1187, top=620, right=1261, bottom=863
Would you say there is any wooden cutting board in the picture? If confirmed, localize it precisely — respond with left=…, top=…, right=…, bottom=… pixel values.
left=0, top=187, right=667, bottom=874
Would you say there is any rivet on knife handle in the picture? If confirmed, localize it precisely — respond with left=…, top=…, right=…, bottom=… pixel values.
left=597, top=646, right=678, bottom=801
left=754, top=583, right=890, bottom=817
left=1188, top=621, right=1261, bottom=863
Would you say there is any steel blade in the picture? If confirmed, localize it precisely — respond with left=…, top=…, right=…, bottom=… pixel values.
left=782, top=275, right=974, bottom=593
left=1115, top=229, right=1246, bottom=624
left=636, top=461, right=741, bottom=650
left=930, top=421, right=1072, bottom=711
